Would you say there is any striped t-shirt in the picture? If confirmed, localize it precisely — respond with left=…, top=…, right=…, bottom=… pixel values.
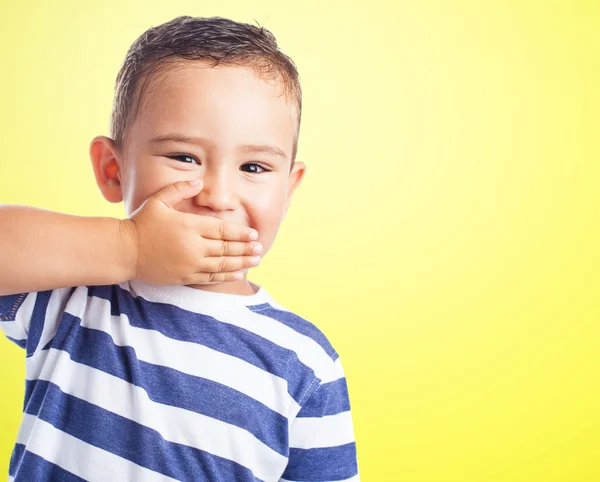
left=0, top=280, right=359, bottom=481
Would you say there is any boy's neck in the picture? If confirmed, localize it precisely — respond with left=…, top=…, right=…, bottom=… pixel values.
left=185, top=276, right=258, bottom=296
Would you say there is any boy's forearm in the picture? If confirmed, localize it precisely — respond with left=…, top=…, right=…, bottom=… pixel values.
left=0, top=205, right=137, bottom=296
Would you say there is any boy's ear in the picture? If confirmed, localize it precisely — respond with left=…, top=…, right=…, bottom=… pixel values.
left=89, top=136, right=123, bottom=203
left=282, top=161, right=306, bottom=221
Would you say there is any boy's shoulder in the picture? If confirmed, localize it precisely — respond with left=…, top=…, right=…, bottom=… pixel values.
left=247, top=296, right=340, bottom=363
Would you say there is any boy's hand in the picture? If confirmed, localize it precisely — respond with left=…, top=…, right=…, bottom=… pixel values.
left=119, top=179, right=261, bottom=285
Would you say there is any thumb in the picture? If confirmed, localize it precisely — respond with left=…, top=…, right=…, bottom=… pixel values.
left=153, top=179, right=204, bottom=209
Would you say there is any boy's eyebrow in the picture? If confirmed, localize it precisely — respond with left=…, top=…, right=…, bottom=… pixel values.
left=149, top=134, right=288, bottom=160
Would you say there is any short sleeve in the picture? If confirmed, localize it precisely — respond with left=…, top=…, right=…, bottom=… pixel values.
left=0, top=288, right=74, bottom=355
left=281, top=357, right=360, bottom=481
left=0, top=292, right=37, bottom=349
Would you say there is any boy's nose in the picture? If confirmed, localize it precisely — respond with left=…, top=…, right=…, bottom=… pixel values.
left=191, top=172, right=237, bottom=212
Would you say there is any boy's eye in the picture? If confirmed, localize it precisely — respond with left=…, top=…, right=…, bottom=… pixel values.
left=241, top=163, right=271, bottom=174
left=168, top=154, right=198, bottom=164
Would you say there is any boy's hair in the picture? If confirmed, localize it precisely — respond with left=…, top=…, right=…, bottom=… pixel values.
left=110, top=15, right=302, bottom=165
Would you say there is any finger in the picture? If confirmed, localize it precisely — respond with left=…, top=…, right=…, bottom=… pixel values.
left=198, top=216, right=258, bottom=241
left=199, top=254, right=261, bottom=273
left=203, top=238, right=262, bottom=257
left=152, top=179, right=204, bottom=209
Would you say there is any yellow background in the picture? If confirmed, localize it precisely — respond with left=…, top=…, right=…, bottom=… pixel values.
left=1, top=1, right=598, bottom=480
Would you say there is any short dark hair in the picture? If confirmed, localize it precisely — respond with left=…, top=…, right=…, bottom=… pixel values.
left=109, top=15, right=302, bottom=165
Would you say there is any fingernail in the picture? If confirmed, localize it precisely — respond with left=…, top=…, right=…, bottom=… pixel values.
left=234, top=272, right=244, bottom=280
left=251, top=256, right=261, bottom=265
left=249, top=230, right=259, bottom=240
left=253, top=243, right=263, bottom=254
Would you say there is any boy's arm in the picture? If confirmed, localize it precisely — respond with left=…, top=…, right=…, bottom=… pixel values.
left=0, top=204, right=130, bottom=352
left=0, top=180, right=261, bottom=297
left=281, top=357, right=360, bottom=481
left=0, top=204, right=135, bottom=296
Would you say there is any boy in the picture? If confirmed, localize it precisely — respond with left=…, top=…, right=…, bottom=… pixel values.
left=0, top=15, right=359, bottom=482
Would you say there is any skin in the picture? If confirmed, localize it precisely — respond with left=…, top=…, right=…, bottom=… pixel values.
left=89, top=60, right=306, bottom=295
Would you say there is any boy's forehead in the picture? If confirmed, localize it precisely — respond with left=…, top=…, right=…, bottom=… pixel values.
left=130, top=61, right=297, bottom=157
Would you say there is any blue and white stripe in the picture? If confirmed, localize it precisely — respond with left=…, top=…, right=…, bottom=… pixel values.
left=1, top=280, right=359, bottom=481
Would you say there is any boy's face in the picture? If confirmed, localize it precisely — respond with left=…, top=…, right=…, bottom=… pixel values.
left=91, top=61, right=305, bottom=291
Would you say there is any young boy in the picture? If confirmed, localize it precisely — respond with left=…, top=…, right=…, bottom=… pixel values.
left=0, top=15, right=359, bottom=482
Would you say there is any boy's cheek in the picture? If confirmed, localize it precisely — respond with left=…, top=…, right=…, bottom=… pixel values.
left=253, top=212, right=286, bottom=254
